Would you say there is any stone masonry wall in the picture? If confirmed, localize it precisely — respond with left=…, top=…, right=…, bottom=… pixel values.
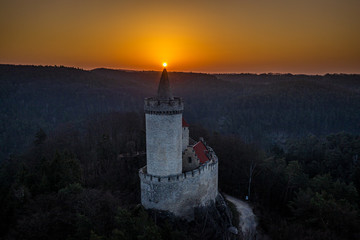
left=140, top=159, right=218, bottom=220
left=182, top=126, right=189, bottom=151
left=145, top=113, right=182, bottom=176
left=182, top=146, right=200, bottom=172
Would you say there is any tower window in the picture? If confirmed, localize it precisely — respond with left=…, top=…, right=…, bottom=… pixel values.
left=188, top=157, right=192, bottom=163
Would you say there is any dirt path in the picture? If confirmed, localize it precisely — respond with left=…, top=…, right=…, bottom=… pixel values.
left=224, top=194, right=257, bottom=240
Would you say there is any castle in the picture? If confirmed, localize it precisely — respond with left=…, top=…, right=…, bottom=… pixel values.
left=139, top=67, right=219, bottom=220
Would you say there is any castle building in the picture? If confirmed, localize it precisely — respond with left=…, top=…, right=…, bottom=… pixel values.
left=139, top=67, right=219, bottom=220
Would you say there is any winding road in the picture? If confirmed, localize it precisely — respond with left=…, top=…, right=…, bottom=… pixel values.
left=224, top=194, right=257, bottom=240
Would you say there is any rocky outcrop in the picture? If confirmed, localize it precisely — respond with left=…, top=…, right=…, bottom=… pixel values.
left=147, top=193, right=239, bottom=240
left=194, top=194, right=239, bottom=240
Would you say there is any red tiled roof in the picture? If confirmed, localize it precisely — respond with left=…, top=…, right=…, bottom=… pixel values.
left=193, top=141, right=209, bottom=164
left=182, top=117, right=189, bottom=127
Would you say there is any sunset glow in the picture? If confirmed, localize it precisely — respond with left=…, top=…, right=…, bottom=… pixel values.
left=0, top=0, right=360, bottom=74
left=163, top=63, right=167, bottom=68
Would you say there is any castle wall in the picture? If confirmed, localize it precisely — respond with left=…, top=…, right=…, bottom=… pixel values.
left=140, top=160, right=218, bottom=220
left=145, top=113, right=182, bottom=176
left=182, top=146, right=199, bottom=172
left=182, top=126, right=189, bottom=151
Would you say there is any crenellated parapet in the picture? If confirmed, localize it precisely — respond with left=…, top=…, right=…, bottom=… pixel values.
left=139, top=157, right=218, bottom=183
left=144, top=97, right=183, bottom=115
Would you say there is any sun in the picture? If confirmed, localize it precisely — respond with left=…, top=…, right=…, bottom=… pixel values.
left=162, top=62, right=167, bottom=67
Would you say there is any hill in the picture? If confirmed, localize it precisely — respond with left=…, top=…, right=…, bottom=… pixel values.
left=1, top=64, right=360, bottom=160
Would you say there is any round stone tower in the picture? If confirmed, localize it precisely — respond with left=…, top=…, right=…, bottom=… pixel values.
left=144, top=68, right=183, bottom=176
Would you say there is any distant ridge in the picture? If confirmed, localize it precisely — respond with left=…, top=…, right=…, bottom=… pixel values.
left=1, top=64, right=359, bottom=160
left=1, top=63, right=359, bottom=76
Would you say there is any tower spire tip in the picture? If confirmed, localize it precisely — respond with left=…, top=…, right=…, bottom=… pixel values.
left=157, top=68, right=173, bottom=100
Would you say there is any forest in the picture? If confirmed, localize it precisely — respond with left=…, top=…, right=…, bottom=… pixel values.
left=1, top=64, right=359, bottom=160
left=0, top=64, right=359, bottom=239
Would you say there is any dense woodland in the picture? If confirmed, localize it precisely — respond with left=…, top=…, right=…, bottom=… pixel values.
left=1, top=64, right=359, bottom=159
left=0, top=65, right=360, bottom=239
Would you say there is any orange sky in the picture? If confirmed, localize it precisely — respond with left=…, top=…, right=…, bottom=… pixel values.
left=1, top=0, right=359, bottom=74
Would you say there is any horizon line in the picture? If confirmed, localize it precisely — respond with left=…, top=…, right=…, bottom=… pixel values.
left=1, top=63, right=360, bottom=76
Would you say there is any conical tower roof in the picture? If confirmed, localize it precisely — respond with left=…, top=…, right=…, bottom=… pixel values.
left=157, top=68, right=173, bottom=100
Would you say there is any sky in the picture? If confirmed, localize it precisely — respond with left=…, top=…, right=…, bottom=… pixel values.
left=1, top=0, right=360, bottom=74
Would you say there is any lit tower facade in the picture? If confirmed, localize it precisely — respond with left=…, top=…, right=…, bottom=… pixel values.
left=144, top=67, right=183, bottom=176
